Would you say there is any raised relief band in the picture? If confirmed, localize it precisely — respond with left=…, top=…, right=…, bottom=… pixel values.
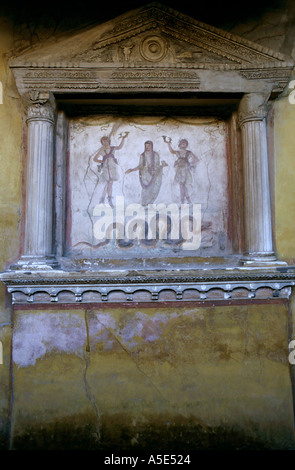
left=4, top=271, right=295, bottom=305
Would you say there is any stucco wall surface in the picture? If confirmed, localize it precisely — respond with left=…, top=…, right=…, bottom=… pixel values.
left=10, top=304, right=295, bottom=450
left=0, top=16, right=22, bottom=449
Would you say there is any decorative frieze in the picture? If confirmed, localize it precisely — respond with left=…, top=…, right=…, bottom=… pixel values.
left=3, top=270, right=295, bottom=305
left=239, top=67, right=292, bottom=92
left=21, top=66, right=201, bottom=92
left=109, top=68, right=200, bottom=89
left=13, top=64, right=293, bottom=95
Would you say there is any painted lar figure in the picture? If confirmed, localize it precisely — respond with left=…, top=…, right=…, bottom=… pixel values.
left=163, top=136, right=199, bottom=204
left=126, top=140, right=167, bottom=206
left=93, top=133, right=128, bottom=207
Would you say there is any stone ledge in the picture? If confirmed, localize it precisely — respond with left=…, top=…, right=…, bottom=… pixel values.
left=1, top=266, right=295, bottom=305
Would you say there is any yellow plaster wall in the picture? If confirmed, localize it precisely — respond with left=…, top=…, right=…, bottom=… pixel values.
left=0, top=17, right=23, bottom=269
left=274, top=94, right=295, bottom=262
left=0, top=17, right=23, bottom=449
left=10, top=304, right=295, bottom=450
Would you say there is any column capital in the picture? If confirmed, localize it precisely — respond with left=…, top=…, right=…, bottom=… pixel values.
left=24, top=90, right=56, bottom=124
left=238, top=92, right=270, bottom=126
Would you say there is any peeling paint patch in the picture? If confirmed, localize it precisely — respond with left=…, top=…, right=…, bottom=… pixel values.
left=12, top=309, right=188, bottom=367
left=13, top=312, right=86, bottom=367
left=88, top=310, right=180, bottom=350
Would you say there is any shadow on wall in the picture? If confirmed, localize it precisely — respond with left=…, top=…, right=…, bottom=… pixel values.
left=10, top=412, right=288, bottom=451
left=0, top=0, right=288, bottom=37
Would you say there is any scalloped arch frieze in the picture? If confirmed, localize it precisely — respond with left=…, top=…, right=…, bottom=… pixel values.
left=5, top=271, right=295, bottom=305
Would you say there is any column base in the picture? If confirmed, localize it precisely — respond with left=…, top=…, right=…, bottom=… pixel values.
left=239, top=252, right=287, bottom=268
left=10, top=255, right=60, bottom=271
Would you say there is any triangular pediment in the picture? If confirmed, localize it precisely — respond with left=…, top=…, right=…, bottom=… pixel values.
left=10, top=2, right=293, bottom=68
left=9, top=3, right=294, bottom=96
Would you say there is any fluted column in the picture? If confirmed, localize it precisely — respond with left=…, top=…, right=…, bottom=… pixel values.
left=238, top=92, right=278, bottom=265
left=19, top=91, right=58, bottom=269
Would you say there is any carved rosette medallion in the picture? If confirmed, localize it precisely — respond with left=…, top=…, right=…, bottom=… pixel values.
left=139, top=35, right=168, bottom=62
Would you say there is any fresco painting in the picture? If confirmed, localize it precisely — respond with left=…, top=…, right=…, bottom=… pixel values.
left=68, top=115, right=230, bottom=258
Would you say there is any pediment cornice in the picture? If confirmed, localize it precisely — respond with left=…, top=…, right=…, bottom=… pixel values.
left=91, top=3, right=291, bottom=66
left=8, top=3, right=294, bottom=95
